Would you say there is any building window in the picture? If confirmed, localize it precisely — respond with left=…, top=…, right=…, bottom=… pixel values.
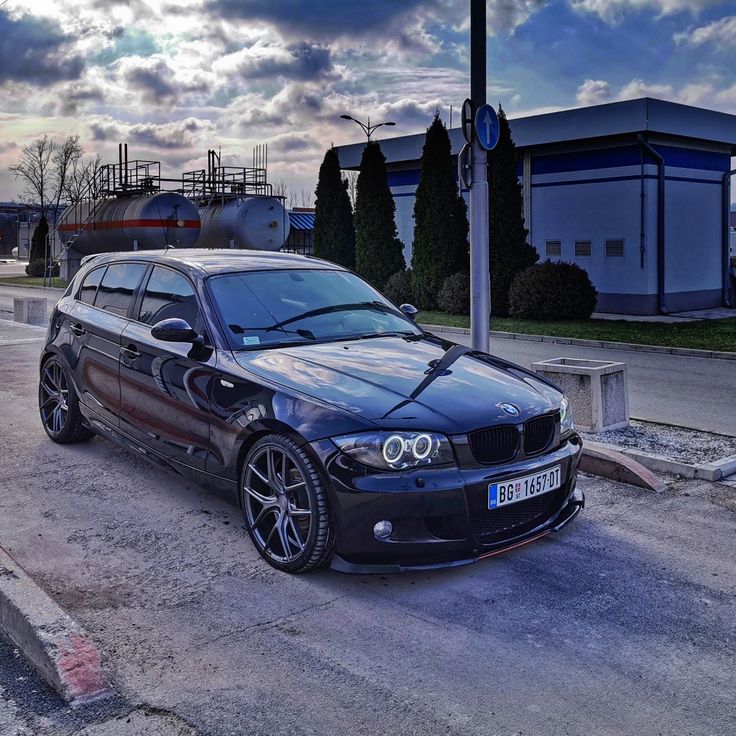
left=575, top=240, right=592, bottom=257
left=605, top=239, right=625, bottom=257
left=545, top=240, right=562, bottom=257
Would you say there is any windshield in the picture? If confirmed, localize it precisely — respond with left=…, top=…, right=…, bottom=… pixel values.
left=207, top=268, right=421, bottom=350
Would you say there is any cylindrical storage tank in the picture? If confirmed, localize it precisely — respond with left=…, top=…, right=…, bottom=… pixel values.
left=59, top=193, right=200, bottom=255
left=195, top=196, right=290, bottom=251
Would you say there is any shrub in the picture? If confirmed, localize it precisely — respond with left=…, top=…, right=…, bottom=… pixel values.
left=26, top=259, right=59, bottom=278
left=508, top=261, right=597, bottom=320
left=437, top=271, right=470, bottom=315
left=383, top=269, right=414, bottom=306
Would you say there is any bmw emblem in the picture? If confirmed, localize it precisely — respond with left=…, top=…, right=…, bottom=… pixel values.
left=500, top=403, right=520, bottom=416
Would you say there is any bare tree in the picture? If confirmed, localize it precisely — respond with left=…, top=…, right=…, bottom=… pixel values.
left=9, top=135, right=55, bottom=215
left=9, top=134, right=83, bottom=217
left=343, top=170, right=358, bottom=209
left=299, top=187, right=314, bottom=208
left=288, top=189, right=298, bottom=209
left=272, top=179, right=288, bottom=199
left=64, top=154, right=103, bottom=203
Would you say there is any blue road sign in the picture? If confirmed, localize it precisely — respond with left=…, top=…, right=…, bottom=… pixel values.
left=475, top=104, right=499, bottom=151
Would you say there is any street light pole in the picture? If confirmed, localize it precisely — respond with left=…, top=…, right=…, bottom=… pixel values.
left=469, top=0, right=490, bottom=353
left=339, top=114, right=396, bottom=140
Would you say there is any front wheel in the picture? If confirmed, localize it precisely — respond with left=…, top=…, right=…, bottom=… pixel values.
left=240, top=434, right=334, bottom=573
left=39, top=356, right=93, bottom=444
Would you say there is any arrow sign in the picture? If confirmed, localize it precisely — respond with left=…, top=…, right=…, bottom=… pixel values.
left=475, top=103, right=499, bottom=151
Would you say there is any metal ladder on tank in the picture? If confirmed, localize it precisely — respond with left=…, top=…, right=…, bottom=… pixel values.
left=44, top=167, right=109, bottom=283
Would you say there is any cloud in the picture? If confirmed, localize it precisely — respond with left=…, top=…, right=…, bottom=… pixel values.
left=118, top=55, right=210, bottom=105
left=0, top=9, right=84, bottom=84
left=570, top=0, right=722, bottom=23
left=215, top=41, right=334, bottom=82
left=208, top=0, right=430, bottom=39
left=90, top=117, right=215, bottom=150
left=576, top=79, right=612, bottom=106
left=268, top=132, right=321, bottom=154
left=674, top=15, right=736, bottom=47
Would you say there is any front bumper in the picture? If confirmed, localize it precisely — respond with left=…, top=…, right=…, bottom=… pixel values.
left=311, top=435, right=584, bottom=574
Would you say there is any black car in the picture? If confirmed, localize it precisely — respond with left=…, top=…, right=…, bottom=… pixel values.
left=39, top=249, right=583, bottom=573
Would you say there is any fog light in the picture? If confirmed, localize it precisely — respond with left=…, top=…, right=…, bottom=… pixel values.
left=373, top=520, right=393, bottom=539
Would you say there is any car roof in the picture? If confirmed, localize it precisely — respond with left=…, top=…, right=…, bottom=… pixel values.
left=79, top=249, right=345, bottom=277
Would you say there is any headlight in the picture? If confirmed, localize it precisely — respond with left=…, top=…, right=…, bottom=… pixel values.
left=560, top=395, right=574, bottom=433
left=332, top=431, right=455, bottom=471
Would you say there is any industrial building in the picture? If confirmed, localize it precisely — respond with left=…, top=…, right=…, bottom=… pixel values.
left=336, top=97, right=736, bottom=315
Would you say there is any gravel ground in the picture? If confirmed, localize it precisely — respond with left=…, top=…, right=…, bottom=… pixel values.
left=581, top=419, right=736, bottom=464
left=2, top=339, right=736, bottom=735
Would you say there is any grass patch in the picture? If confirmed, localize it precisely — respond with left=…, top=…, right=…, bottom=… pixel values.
left=419, top=310, right=736, bottom=353
left=0, top=276, right=69, bottom=289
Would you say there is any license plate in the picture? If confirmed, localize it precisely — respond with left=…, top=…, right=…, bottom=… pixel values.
left=488, top=465, right=561, bottom=509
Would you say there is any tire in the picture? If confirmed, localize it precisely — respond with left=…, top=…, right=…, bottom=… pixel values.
left=240, top=434, right=334, bottom=573
left=39, top=356, right=94, bottom=444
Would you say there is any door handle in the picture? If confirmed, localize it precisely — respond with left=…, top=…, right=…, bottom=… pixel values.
left=120, top=345, right=140, bottom=359
left=70, top=323, right=86, bottom=336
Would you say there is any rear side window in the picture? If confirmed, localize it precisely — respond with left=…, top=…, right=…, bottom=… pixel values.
left=138, top=266, right=200, bottom=328
left=95, top=263, right=147, bottom=317
left=78, top=267, right=106, bottom=305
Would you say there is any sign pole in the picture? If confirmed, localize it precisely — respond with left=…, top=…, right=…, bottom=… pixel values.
left=469, top=0, right=490, bottom=353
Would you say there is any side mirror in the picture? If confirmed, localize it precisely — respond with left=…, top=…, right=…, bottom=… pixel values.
left=151, top=318, right=200, bottom=343
left=399, top=303, right=418, bottom=322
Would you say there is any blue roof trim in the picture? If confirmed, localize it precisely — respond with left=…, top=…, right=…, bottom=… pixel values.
left=288, top=212, right=315, bottom=230
left=532, top=144, right=730, bottom=176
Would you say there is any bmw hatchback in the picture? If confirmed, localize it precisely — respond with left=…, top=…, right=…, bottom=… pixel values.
left=39, top=249, right=583, bottom=573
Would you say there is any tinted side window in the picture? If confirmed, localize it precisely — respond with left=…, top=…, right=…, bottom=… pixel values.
left=95, top=263, right=147, bottom=317
left=138, top=266, right=199, bottom=327
left=78, top=266, right=106, bottom=305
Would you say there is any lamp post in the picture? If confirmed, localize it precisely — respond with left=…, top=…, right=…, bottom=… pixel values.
left=339, top=115, right=396, bottom=140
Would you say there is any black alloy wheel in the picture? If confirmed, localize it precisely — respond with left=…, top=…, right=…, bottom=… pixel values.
left=241, top=435, right=334, bottom=573
left=39, top=357, right=93, bottom=444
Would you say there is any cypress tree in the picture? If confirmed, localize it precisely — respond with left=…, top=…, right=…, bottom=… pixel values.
left=411, top=114, right=469, bottom=309
left=312, top=147, right=355, bottom=268
left=488, top=105, right=538, bottom=316
left=29, top=215, right=48, bottom=263
left=354, top=141, right=404, bottom=287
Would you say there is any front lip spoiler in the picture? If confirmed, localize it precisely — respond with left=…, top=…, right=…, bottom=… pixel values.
left=330, top=490, right=585, bottom=575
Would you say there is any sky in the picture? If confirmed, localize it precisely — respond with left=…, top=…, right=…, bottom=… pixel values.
left=1, top=0, right=736, bottom=203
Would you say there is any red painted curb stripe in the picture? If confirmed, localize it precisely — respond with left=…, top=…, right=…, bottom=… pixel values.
left=58, top=219, right=200, bottom=233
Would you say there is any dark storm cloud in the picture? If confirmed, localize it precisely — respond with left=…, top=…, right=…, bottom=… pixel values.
left=90, top=118, right=212, bottom=150
left=209, top=0, right=430, bottom=38
left=122, top=57, right=177, bottom=103
left=0, top=10, right=84, bottom=84
left=238, top=43, right=333, bottom=81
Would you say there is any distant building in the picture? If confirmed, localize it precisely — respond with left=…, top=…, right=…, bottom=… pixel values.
left=283, top=208, right=315, bottom=255
left=336, top=97, right=736, bottom=314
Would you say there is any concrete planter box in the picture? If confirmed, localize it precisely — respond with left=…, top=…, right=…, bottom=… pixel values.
left=532, top=357, right=629, bottom=433
left=14, top=297, right=46, bottom=326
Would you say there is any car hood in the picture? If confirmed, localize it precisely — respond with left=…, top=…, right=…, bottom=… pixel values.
left=234, top=335, right=561, bottom=434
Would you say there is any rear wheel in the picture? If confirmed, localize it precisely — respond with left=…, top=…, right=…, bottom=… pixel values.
left=241, top=434, right=334, bottom=573
left=39, top=357, right=93, bottom=444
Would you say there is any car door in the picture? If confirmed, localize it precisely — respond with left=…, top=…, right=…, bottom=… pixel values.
left=118, top=264, right=215, bottom=472
left=68, top=261, right=147, bottom=429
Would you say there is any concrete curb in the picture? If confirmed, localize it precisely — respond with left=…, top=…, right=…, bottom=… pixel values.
left=585, top=443, right=736, bottom=482
left=0, top=281, right=65, bottom=294
left=421, top=324, right=736, bottom=361
left=580, top=442, right=665, bottom=491
left=0, top=547, right=113, bottom=706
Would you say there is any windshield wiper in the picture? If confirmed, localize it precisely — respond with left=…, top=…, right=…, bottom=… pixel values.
left=357, top=331, right=421, bottom=340
left=229, top=324, right=316, bottom=341
left=265, top=301, right=398, bottom=332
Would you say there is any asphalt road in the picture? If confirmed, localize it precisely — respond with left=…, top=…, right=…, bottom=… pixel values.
left=446, top=331, right=736, bottom=436
left=1, top=280, right=734, bottom=435
left=1, top=338, right=735, bottom=735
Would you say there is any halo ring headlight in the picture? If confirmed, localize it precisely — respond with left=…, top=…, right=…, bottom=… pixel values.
left=382, top=434, right=405, bottom=465
left=412, top=433, right=433, bottom=460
